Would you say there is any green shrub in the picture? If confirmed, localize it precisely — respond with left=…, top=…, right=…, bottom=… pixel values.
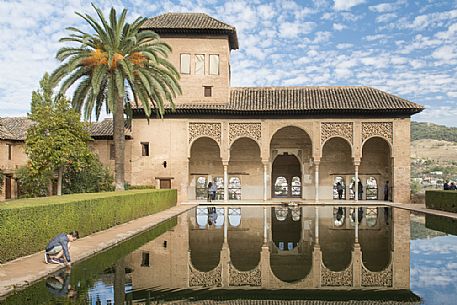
left=0, top=189, right=176, bottom=263
left=425, top=190, right=457, bottom=213
left=425, top=214, right=457, bottom=236
left=62, top=157, right=114, bottom=194
left=125, top=184, right=155, bottom=190
left=15, top=166, right=50, bottom=198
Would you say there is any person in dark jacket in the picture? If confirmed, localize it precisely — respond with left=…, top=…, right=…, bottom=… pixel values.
left=44, top=231, right=79, bottom=265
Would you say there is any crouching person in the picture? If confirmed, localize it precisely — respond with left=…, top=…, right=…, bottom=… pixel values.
left=44, top=231, right=79, bottom=266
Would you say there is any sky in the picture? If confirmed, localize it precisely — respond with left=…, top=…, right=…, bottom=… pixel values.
left=1, top=0, right=457, bottom=126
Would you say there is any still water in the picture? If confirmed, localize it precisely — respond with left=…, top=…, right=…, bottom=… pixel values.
left=1, top=205, right=457, bottom=305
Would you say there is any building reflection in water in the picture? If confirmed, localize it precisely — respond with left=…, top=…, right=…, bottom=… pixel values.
left=117, top=205, right=417, bottom=304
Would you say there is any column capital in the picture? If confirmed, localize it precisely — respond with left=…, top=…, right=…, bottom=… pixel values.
left=262, top=159, right=269, bottom=165
left=222, top=160, right=229, bottom=166
left=353, top=159, right=361, bottom=166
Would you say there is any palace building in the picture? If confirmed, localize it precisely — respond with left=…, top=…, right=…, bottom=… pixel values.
left=0, top=13, right=424, bottom=203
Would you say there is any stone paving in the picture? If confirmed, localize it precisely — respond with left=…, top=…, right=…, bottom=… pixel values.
left=0, top=204, right=196, bottom=299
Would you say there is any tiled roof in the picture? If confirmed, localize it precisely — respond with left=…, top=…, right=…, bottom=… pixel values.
left=141, top=13, right=239, bottom=49
left=87, top=119, right=132, bottom=139
left=227, top=86, right=424, bottom=112
left=0, top=117, right=34, bottom=141
left=133, top=86, right=424, bottom=115
left=0, top=117, right=130, bottom=141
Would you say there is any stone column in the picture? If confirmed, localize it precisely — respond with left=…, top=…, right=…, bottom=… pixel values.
left=223, top=161, right=229, bottom=202
left=314, top=207, right=319, bottom=244
left=355, top=207, right=359, bottom=243
left=221, top=243, right=230, bottom=287
left=354, top=162, right=360, bottom=202
left=260, top=245, right=270, bottom=288
left=263, top=206, right=268, bottom=244
left=312, top=245, right=322, bottom=288
left=352, top=243, right=362, bottom=288
left=262, top=160, right=269, bottom=201
left=314, top=160, right=320, bottom=202
left=224, top=207, right=228, bottom=243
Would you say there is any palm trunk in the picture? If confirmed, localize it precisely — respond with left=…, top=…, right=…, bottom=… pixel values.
left=113, top=95, right=125, bottom=191
left=57, top=165, right=63, bottom=196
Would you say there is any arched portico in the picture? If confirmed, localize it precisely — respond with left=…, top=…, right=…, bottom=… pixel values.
left=188, top=137, right=223, bottom=200
left=270, top=126, right=313, bottom=199
left=360, top=137, right=392, bottom=201
left=228, top=138, right=262, bottom=200
left=320, top=137, right=353, bottom=200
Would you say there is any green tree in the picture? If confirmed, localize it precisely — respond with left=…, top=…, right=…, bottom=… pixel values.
left=26, top=74, right=94, bottom=196
left=51, top=4, right=181, bottom=191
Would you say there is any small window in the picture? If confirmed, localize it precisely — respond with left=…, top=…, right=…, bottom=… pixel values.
left=7, top=144, right=12, bottom=160
left=141, top=251, right=150, bottom=267
left=209, top=54, right=219, bottom=75
left=196, top=176, right=207, bottom=200
left=274, top=177, right=288, bottom=197
left=204, top=86, right=212, bottom=97
left=228, top=176, right=241, bottom=200
left=109, top=144, right=115, bottom=160
left=195, top=54, right=205, bottom=75
left=214, top=176, right=224, bottom=200
left=141, top=142, right=149, bottom=156
left=180, top=53, right=191, bottom=74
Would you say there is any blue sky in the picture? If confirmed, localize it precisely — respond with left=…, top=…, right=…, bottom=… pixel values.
left=1, top=0, right=457, bottom=126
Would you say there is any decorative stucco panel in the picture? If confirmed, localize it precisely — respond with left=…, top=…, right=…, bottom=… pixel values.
left=188, top=122, right=221, bottom=144
left=361, top=262, right=393, bottom=287
left=189, top=264, right=222, bottom=287
left=321, top=263, right=353, bottom=287
left=229, top=123, right=261, bottom=145
left=362, top=122, right=393, bottom=144
left=229, top=263, right=261, bottom=286
left=321, top=122, right=353, bottom=145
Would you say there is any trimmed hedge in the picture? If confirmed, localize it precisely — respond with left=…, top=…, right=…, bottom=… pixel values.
left=425, top=190, right=457, bottom=213
left=0, top=189, right=176, bottom=263
left=425, top=214, right=457, bottom=236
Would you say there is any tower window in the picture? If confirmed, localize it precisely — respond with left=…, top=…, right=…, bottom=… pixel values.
left=141, top=142, right=149, bottom=156
left=195, top=54, right=205, bottom=75
left=180, top=53, right=191, bottom=74
left=7, top=144, right=12, bottom=160
left=204, top=86, right=212, bottom=97
left=209, top=54, right=219, bottom=75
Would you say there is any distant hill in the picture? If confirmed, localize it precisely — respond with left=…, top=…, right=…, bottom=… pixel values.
left=411, top=121, right=457, bottom=142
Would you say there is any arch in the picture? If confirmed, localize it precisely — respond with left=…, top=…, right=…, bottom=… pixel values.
left=189, top=137, right=223, bottom=200
left=269, top=125, right=313, bottom=148
left=359, top=210, right=392, bottom=271
left=320, top=137, right=353, bottom=200
left=366, top=177, right=378, bottom=200
left=189, top=222, right=223, bottom=272
left=228, top=208, right=241, bottom=227
left=270, top=207, right=312, bottom=282
left=320, top=136, right=353, bottom=158
left=271, top=155, right=301, bottom=198
left=188, top=135, right=222, bottom=158
left=360, top=137, right=392, bottom=201
left=362, top=135, right=393, bottom=154
left=229, top=137, right=262, bottom=200
left=228, top=207, right=262, bottom=271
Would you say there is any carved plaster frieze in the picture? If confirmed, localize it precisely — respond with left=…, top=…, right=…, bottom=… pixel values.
left=188, top=122, right=221, bottom=144
left=229, top=123, right=261, bottom=145
left=362, top=122, right=393, bottom=144
left=321, top=263, right=353, bottom=287
left=189, top=264, right=222, bottom=287
left=361, top=262, right=393, bottom=287
left=321, top=122, right=353, bottom=145
left=229, top=263, right=261, bottom=286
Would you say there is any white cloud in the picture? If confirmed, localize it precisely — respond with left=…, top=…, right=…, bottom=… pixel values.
left=336, top=43, right=353, bottom=49
left=333, top=22, right=346, bottom=31
left=334, top=0, right=365, bottom=11
left=376, top=13, right=397, bottom=23
left=432, top=45, right=457, bottom=61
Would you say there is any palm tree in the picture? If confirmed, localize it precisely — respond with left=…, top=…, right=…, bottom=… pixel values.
left=51, top=4, right=181, bottom=191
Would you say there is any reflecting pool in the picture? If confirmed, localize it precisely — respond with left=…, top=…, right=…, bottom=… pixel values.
left=2, top=205, right=457, bottom=305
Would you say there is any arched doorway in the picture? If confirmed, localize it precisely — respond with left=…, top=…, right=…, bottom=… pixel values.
left=360, top=137, right=392, bottom=201
left=272, top=155, right=301, bottom=198
left=229, top=138, right=262, bottom=200
left=189, top=137, right=222, bottom=200
left=270, top=126, right=312, bottom=199
left=320, top=137, right=353, bottom=200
